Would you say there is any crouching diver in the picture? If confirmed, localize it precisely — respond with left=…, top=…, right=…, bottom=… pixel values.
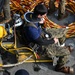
left=23, top=3, right=74, bottom=74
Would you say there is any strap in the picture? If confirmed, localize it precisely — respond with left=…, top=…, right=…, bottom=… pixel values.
left=25, top=21, right=38, bottom=29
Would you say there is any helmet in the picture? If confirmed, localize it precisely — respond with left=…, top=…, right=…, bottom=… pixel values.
left=15, top=69, right=29, bottom=75
left=13, top=14, right=23, bottom=27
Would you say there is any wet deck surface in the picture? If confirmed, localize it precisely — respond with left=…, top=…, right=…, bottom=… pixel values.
left=48, top=10, right=75, bottom=26
left=0, top=53, right=75, bottom=75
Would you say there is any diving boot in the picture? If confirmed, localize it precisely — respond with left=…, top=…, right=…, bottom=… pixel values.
left=55, top=64, right=74, bottom=74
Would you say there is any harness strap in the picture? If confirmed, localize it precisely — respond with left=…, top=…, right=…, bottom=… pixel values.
left=25, top=22, right=38, bottom=29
